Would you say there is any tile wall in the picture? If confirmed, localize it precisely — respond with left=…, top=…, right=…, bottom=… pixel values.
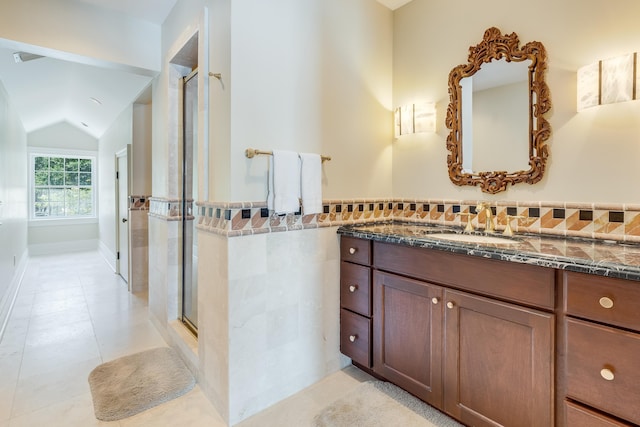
left=149, top=198, right=640, bottom=243
left=129, top=196, right=151, bottom=292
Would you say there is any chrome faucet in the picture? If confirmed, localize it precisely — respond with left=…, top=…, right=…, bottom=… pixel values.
left=475, top=202, right=495, bottom=233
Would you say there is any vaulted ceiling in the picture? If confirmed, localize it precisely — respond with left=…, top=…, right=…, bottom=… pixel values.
left=0, top=0, right=177, bottom=139
left=0, top=0, right=411, bottom=140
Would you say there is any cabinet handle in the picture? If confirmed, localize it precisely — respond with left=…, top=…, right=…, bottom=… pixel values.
left=349, top=335, right=357, bottom=342
left=349, top=285, right=357, bottom=293
left=446, top=302, right=455, bottom=309
left=599, top=296, right=614, bottom=309
left=600, top=368, right=615, bottom=381
left=349, top=247, right=357, bottom=255
left=432, top=297, right=439, bottom=305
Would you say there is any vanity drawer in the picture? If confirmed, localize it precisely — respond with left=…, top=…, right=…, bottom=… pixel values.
left=340, top=237, right=371, bottom=266
left=340, top=262, right=371, bottom=316
left=340, top=308, right=371, bottom=368
left=564, top=271, right=640, bottom=332
left=565, top=401, right=634, bottom=427
left=373, top=241, right=555, bottom=309
left=566, top=318, right=640, bottom=425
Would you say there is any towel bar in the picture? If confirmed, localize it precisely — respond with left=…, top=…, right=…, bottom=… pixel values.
left=245, top=148, right=331, bottom=162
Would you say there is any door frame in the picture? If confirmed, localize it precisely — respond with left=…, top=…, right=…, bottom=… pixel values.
left=115, top=146, right=132, bottom=288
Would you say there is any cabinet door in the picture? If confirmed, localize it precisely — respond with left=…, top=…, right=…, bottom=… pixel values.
left=373, top=271, right=444, bottom=408
left=443, top=289, right=554, bottom=427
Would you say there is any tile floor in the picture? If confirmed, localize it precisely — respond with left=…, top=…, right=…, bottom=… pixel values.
left=0, top=251, right=373, bottom=427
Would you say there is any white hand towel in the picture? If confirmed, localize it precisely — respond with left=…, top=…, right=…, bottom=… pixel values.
left=268, top=150, right=301, bottom=215
left=299, top=152, right=323, bottom=215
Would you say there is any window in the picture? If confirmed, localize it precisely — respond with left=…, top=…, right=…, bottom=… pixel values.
left=30, top=152, right=97, bottom=220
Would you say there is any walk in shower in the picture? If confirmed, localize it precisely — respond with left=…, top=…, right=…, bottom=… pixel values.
left=181, top=68, right=198, bottom=333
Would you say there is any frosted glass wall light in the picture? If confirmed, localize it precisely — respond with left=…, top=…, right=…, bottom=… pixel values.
left=394, top=102, right=436, bottom=137
left=414, top=102, right=436, bottom=133
left=577, top=53, right=638, bottom=111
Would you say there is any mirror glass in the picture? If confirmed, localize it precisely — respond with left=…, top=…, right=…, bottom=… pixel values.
left=461, top=59, right=530, bottom=173
left=446, top=27, right=551, bottom=194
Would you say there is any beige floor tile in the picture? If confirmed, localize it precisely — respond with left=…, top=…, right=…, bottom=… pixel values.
left=0, top=251, right=379, bottom=427
left=33, top=286, right=85, bottom=303
left=95, top=321, right=167, bottom=362
left=25, top=319, right=95, bottom=349
left=85, top=296, right=146, bottom=320
left=0, top=353, right=22, bottom=386
left=118, top=388, right=225, bottom=427
left=8, top=393, right=118, bottom=427
left=11, top=357, right=101, bottom=417
left=27, top=307, right=92, bottom=333
left=0, top=385, right=17, bottom=422
left=235, top=367, right=374, bottom=427
left=0, top=332, right=26, bottom=359
left=91, top=309, right=150, bottom=338
left=20, top=336, right=101, bottom=377
left=30, top=295, right=86, bottom=317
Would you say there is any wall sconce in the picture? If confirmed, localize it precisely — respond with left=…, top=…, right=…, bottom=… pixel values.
left=394, top=102, right=436, bottom=137
left=577, top=53, right=638, bottom=110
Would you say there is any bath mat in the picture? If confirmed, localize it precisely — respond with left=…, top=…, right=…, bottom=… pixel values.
left=88, top=347, right=195, bottom=421
left=312, top=380, right=463, bottom=427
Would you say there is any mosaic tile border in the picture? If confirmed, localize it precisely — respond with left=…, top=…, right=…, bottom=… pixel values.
left=151, top=197, right=640, bottom=243
left=130, top=195, right=151, bottom=211
left=149, top=197, right=182, bottom=221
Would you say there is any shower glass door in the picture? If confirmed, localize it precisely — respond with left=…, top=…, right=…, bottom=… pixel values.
left=182, top=69, right=198, bottom=333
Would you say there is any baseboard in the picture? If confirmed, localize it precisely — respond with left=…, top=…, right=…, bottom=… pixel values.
left=0, top=249, right=29, bottom=343
left=98, top=240, right=117, bottom=272
left=29, top=239, right=98, bottom=256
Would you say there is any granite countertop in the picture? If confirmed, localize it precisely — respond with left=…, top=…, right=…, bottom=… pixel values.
left=337, top=221, right=640, bottom=282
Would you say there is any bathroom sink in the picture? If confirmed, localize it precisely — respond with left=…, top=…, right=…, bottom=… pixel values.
left=428, top=233, right=520, bottom=245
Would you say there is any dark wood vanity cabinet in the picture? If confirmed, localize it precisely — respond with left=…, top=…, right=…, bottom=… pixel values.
left=563, top=271, right=640, bottom=426
left=339, top=237, right=372, bottom=368
left=340, top=237, right=556, bottom=426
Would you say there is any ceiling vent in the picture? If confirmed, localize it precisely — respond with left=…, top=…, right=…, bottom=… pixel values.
left=13, top=52, right=44, bottom=63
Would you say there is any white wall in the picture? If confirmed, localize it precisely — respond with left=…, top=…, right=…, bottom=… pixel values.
left=153, top=0, right=207, bottom=200
left=0, top=81, right=28, bottom=326
left=98, top=106, right=133, bottom=262
left=229, top=0, right=393, bottom=201
left=28, top=122, right=99, bottom=151
left=27, top=122, right=99, bottom=253
left=28, top=224, right=98, bottom=255
left=132, top=103, right=153, bottom=196
left=156, top=0, right=393, bottom=202
left=393, top=0, right=640, bottom=203
left=0, top=0, right=161, bottom=73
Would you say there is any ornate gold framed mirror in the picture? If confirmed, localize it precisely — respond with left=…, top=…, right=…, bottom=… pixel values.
left=445, top=27, right=551, bottom=194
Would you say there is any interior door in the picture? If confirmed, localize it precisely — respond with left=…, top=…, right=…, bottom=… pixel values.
left=117, top=153, right=129, bottom=284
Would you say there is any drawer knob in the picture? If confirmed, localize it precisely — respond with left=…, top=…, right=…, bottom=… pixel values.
left=600, top=368, right=615, bottom=381
left=446, top=301, right=455, bottom=309
left=349, top=335, right=357, bottom=343
left=349, top=247, right=357, bottom=255
left=599, top=296, right=614, bottom=309
left=349, top=285, right=357, bottom=293
left=432, top=297, right=439, bottom=305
